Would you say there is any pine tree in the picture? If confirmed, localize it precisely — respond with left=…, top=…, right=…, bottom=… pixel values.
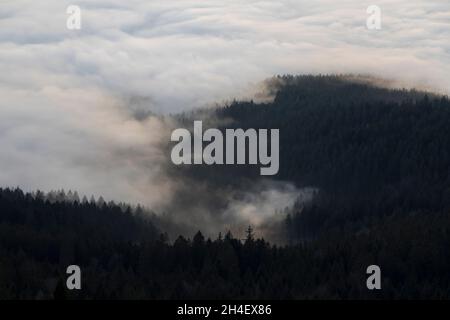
left=245, top=225, right=254, bottom=243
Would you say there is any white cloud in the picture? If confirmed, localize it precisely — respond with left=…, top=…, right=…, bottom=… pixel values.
left=2, top=0, right=449, bottom=111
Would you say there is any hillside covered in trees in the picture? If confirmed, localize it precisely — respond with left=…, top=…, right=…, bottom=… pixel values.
left=2, top=75, right=450, bottom=299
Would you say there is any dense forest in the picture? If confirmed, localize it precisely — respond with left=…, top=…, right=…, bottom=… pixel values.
left=2, top=75, right=450, bottom=299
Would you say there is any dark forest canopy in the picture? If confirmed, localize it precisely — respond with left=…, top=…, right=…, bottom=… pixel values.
left=1, top=186, right=450, bottom=299
left=2, top=75, right=450, bottom=299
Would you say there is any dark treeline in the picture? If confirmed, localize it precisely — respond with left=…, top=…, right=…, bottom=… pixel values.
left=1, top=187, right=450, bottom=299
left=0, top=187, right=157, bottom=299
left=2, top=75, right=450, bottom=299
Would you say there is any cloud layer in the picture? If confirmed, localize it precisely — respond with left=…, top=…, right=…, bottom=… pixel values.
left=2, top=1, right=449, bottom=111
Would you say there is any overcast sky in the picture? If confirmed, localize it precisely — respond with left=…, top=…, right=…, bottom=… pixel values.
left=0, top=0, right=449, bottom=207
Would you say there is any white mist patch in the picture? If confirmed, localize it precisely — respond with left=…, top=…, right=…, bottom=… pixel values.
left=0, top=85, right=178, bottom=208
left=221, top=182, right=317, bottom=236
left=225, top=183, right=298, bottom=226
left=155, top=175, right=317, bottom=242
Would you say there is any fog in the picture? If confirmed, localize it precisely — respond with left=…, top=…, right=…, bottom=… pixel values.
left=0, top=0, right=449, bottom=239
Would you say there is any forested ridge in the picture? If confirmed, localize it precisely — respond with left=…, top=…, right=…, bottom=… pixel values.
left=2, top=75, right=450, bottom=299
left=214, top=76, right=450, bottom=241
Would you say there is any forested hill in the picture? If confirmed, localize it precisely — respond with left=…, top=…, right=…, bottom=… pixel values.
left=214, top=75, right=448, bottom=191
left=190, top=75, right=450, bottom=240
left=177, top=75, right=450, bottom=259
